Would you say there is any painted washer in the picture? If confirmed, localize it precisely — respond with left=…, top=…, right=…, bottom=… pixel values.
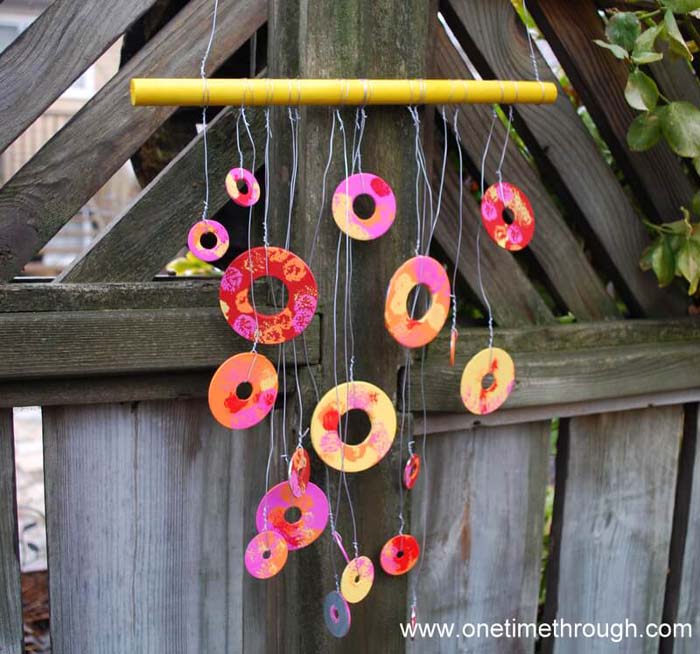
left=450, top=327, right=458, bottom=367
left=244, top=530, right=288, bottom=580
left=403, top=454, right=421, bottom=490
left=380, top=534, right=420, bottom=576
left=460, top=347, right=515, bottom=416
left=385, top=255, right=451, bottom=348
left=480, top=182, right=535, bottom=251
left=331, top=172, right=396, bottom=240
left=219, top=246, right=318, bottom=345
left=225, top=167, right=261, bottom=207
left=323, top=591, right=352, bottom=638
left=310, top=381, right=397, bottom=473
left=187, top=219, right=230, bottom=262
left=288, top=447, right=311, bottom=498
left=255, top=481, right=329, bottom=551
left=340, top=556, right=374, bottom=604
left=208, top=352, right=278, bottom=429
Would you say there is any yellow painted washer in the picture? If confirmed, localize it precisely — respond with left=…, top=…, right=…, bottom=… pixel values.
left=460, top=347, right=515, bottom=415
left=340, top=556, right=374, bottom=603
left=310, top=381, right=396, bottom=473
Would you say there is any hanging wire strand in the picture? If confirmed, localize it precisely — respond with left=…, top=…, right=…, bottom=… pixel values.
left=521, top=0, right=541, bottom=82
left=450, top=109, right=464, bottom=337
left=424, top=107, right=449, bottom=255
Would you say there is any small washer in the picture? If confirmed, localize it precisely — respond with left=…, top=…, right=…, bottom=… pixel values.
left=331, top=172, right=396, bottom=240
left=225, top=167, right=261, bottom=207
left=340, top=556, right=374, bottom=604
left=460, top=347, right=515, bottom=415
left=244, top=530, right=288, bottom=580
left=480, top=182, right=535, bottom=251
left=380, top=534, right=420, bottom=576
left=187, top=219, right=230, bottom=262
left=323, top=590, right=352, bottom=638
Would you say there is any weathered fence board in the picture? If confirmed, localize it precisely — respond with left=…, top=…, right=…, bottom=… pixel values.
left=436, top=27, right=620, bottom=321
left=411, top=421, right=549, bottom=653
left=0, top=0, right=158, bottom=154
left=444, top=0, right=687, bottom=318
left=42, top=400, right=270, bottom=654
left=675, top=406, right=700, bottom=654
left=546, top=407, right=682, bottom=654
left=0, top=0, right=266, bottom=281
left=0, top=409, right=22, bottom=654
left=437, top=162, right=555, bottom=327
left=528, top=0, right=696, bottom=222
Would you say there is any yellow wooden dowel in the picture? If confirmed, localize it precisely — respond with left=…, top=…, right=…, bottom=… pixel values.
left=130, top=78, right=558, bottom=107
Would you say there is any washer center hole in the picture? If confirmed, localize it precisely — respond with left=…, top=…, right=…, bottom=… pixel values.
left=330, top=605, right=340, bottom=624
left=338, top=408, right=372, bottom=445
left=481, top=372, right=496, bottom=391
left=502, top=208, right=515, bottom=225
left=396, top=550, right=405, bottom=558
left=200, top=231, right=218, bottom=250
left=352, top=193, right=376, bottom=220
left=236, top=179, right=249, bottom=195
left=236, top=381, right=253, bottom=400
left=354, top=574, right=361, bottom=584
left=284, top=506, right=302, bottom=524
left=252, top=276, right=289, bottom=314
left=262, top=549, right=271, bottom=560
left=407, top=283, right=432, bottom=321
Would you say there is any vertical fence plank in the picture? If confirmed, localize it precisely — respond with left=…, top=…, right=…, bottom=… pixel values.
left=410, top=422, right=550, bottom=653
left=0, top=409, right=22, bottom=654
left=675, top=406, right=700, bottom=654
left=548, top=407, right=682, bottom=654
left=43, top=400, right=268, bottom=654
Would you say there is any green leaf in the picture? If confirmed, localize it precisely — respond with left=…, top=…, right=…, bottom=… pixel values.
left=694, top=157, right=700, bottom=176
left=632, top=24, right=664, bottom=63
left=664, top=10, right=693, bottom=60
left=606, top=12, right=641, bottom=51
left=677, top=239, right=700, bottom=293
left=627, top=111, right=663, bottom=150
left=659, top=102, right=700, bottom=157
left=624, top=70, right=660, bottom=111
left=632, top=51, right=665, bottom=64
left=649, top=236, right=677, bottom=285
left=664, top=0, right=700, bottom=13
left=594, top=39, right=629, bottom=59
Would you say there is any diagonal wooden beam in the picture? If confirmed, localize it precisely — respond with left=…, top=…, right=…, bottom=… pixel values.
left=442, top=0, right=688, bottom=318
left=0, top=0, right=267, bottom=282
left=58, top=107, right=264, bottom=283
left=436, top=28, right=620, bottom=322
left=0, top=0, right=160, bottom=155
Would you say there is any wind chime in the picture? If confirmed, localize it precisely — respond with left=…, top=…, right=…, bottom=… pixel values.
left=131, top=0, right=555, bottom=639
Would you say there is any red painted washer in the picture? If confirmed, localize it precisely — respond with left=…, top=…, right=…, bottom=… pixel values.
left=480, top=182, right=535, bottom=251
left=380, top=534, right=420, bottom=576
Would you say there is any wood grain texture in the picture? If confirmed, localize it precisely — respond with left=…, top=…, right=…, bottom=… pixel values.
left=443, top=0, right=687, bottom=318
left=42, top=400, right=271, bottom=654
left=0, top=0, right=158, bottom=154
left=436, top=150, right=556, bottom=327
left=436, top=28, right=620, bottom=322
left=412, top=339, right=700, bottom=412
left=0, top=409, right=22, bottom=654
left=0, top=0, right=266, bottom=281
left=675, top=407, right=700, bottom=654
left=410, top=421, right=549, bottom=653
left=0, top=307, right=319, bottom=379
left=57, top=106, right=264, bottom=283
left=549, top=407, right=682, bottom=654
left=526, top=0, right=696, bottom=220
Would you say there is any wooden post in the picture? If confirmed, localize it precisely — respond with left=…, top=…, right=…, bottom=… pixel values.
left=267, top=0, right=433, bottom=650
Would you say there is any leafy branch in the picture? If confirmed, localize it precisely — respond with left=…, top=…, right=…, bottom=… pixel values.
left=596, top=0, right=700, bottom=296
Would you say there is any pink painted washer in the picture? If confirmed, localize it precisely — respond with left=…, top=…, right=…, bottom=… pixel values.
left=187, top=219, right=229, bottom=262
left=256, top=481, right=329, bottom=551
left=244, top=530, right=288, bottom=579
left=331, top=172, right=396, bottom=240
left=288, top=447, right=311, bottom=498
left=225, top=167, right=261, bottom=207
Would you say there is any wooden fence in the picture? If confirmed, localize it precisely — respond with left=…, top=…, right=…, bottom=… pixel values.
left=0, top=0, right=699, bottom=652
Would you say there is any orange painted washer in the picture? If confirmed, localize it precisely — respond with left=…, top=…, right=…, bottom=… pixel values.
left=208, top=352, right=278, bottom=429
left=460, top=347, right=515, bottom=415
left=288, top=447, right=311, bottom=498
left=380, top=534, right=420, bottom=576
left=403, top=454, right=421, bottom=490
left=244, top=530, right=288, bottom=579
left=450, top=327, right=458, bottom=367
left=310, top=382, right=397, bottom=473
left=385, top=256, right=450, bottom=348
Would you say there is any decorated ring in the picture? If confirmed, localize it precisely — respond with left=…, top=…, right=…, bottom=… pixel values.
left=323, top=590, right=352, bottom=638
left=208, top=352, right=278, bottom=429
left=340, top=556, right=374, bottom=604
left=219, top=246, right=318, bottom=345
left=385, top=256, right=450, bottom=348
left=225, top=167, right=261, bottom=207
left=331, top=172, right=396, bottom=240
left=481, top=182, right=535, bottom=251
left=460, top=347, right=515, bottom=415
left=244, top=530, right=288, bottom=579
left=310, top=381, right=397, bottom=473
left=288, top=447, right=311, bottom=498
left=380, top=534, right=420, bottom=576
left=255, top=481, right=329, bottom=550
left=187, top=219, right=230, bottom=262
left=403, top=454, right=421, bottom=490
